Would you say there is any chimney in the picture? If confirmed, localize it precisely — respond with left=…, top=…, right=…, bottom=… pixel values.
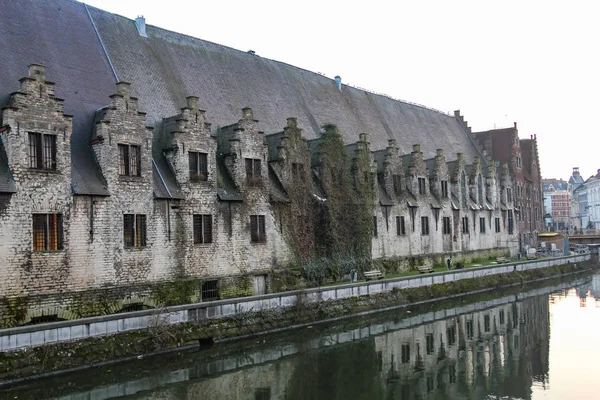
left=135, top=16, right=148, bottom=37
left=28, top=63, right=46, bottom=81
left=242, top=107, right=253, bottom=120
left=436, top=149, right=444, bottom=157
left=514, top=122, right=517, bottom=129
left=334, top=76, right=342, bottom=91
left=388, top=139, right=396, bottom=148
left=412, top=144, right=421, bottom=153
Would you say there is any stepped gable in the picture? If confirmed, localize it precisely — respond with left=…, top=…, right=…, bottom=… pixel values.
left=0, top=0, right=115, bottom=195
left=0, top=138, right=15, bottom=193
left=87, top=6, right=481, bottom=162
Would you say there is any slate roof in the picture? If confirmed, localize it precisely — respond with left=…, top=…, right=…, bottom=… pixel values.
left=0, top=138, right=16, bottom=194
left=1, top=0, right=487, bottom=198
left=0, top=0, right=115, bottom=196
left=86, top=5, right=482, bottom=163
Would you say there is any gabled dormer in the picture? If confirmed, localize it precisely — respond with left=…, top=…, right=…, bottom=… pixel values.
left=378, top=139, right=405, bottom=202
left=429, top=149, right=450, bottom=202
left=350, top=133, right=376, bottom=198
left=469, top=156, right=485, bottom=208
left=1, top=64, right=72, bottom=189
left=485, top=157, right=498, bottom=207
left=266, top=117, right=311, bottom=192
left=217, top=108, right=268, bottom=196
left=92, top=82, right=153, bottom=191
left=163, top=96, right=216, bottom=190
left=406, top=144, right=428, bottom=197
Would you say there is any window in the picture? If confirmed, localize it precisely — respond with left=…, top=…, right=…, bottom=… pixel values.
left=32, top=214, right=63, bottom=251
left=118, top=144, right=141, bottom=176
left=255, top=388, right=271, bottom=400
left=441, top=180, right=448, bottom=198
left=28, top=133, right=56, bottom=170
left=484, top=315, right=490, bottom=332
left=477, top=174, right=483, bottom=205
left=507, top=188, right=513, bottom=203
left=250, top=215, right=266, bottom=243
left=421, top=216, right=429, bottom=235
left=426, top=333, right=434, bottom=355
left=189, top=151, right=208, bottom=181
left=193, top=214, right=212, bottom=244
left=123, top=214, right=147, bottom=247
left=373, top=216, right=378, bottom=237
left=495, top=218, right=501, bottom=233
left=292, top=163, right=305, bottom=181
left=418, top=177, right=426, bottom=195
left=508, top=208, right=515, bottom=234
left=479, top=217, right=486, bottom=233
left=461, top=171, right=467, bottom=206
left=462, top=217, right=469, bottom=234
left=447, top=326, right=456, bottom=345
left=516, top=156, right=522, bottom=169
left=442, top=217, right=452, bottom=235
left=201, top=280, right=219, bottom=301
left=401, top=344, right=410, bottom=363
left=396, top=216, right=406, bottom=236
left=393, top=174, right=402, bottom=197
left=499, top=310, right=505, bottom=325
left=245, top=158, right=262, bottom=183
left=466, top=320, right=474, bottom=339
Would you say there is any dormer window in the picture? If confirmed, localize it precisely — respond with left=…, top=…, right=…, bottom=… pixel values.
left=118, top=144, right=141, bottom=176
left=516, top=156, right=522, bottom=169
left=245, top=158, right=261, bottom=183
left=292, top=163, right=305, bottom=181
left=28, top=132, right=56, bottom=170
left=189, top=151, right=208, bottom=181
left=441, top=180, right=448, bottom=198
left=418, top=178, right=426, bottom=195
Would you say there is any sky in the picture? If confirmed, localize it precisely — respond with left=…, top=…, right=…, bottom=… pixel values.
left=82, top=0, right=600, bottom=181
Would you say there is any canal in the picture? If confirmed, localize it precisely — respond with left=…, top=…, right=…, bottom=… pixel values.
left=2, top=272, right=600, bottom=399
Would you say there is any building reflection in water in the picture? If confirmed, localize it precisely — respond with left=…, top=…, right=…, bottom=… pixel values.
left=7, top=277, right=599, bottom=400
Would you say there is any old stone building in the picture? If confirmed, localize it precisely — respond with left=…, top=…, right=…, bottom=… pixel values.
left=0, top=0, right=535, bottom=324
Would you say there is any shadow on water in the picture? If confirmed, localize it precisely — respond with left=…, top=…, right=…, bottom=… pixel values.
left=1, top=272, right=596, bottom=400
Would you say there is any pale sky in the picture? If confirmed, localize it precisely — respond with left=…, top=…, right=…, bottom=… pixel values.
left=82, top=0, right=600, bottom=181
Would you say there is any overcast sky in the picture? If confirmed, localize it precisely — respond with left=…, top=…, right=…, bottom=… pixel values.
left=82, top=0, right=599, bottom=181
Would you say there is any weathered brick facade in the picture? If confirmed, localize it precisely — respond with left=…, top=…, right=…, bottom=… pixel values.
left=0, top=2, right=536, bottom=325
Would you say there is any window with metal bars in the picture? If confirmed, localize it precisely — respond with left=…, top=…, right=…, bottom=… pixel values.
left=396, top=216, right=406, bottom=235
left=462, top=217, right=469, bottom=234
left=508, top=210, right=515, bottom=234
left=418, top=177, right=426, bottom=194
left=32, top=214, right=63, bottom=251
left=118, top=144, right=141, bottom=176
left=421, top=216, right=429, bottom=235
left=250, top=215, right=266, bottom=243
left=479, top=217, right=486, bottom=233
left=189, top=151, right=208, bottom=181
left=484, top=314, right=490, bottom=332
left=442, top=216, right=452, bottom=235
left=245, top=158, right=262, bottom=183
left=123, top=214, right=147, bottom=247
left=441, top=180, right=448, bottom=198
left=201, top=280, right=219, bottom=301
left=495, top=218, right=501, bottom=233
left=28, top=133, right=56, bottom=170
left=193, top=214, right=212, bottom=244
left=466, top=320, right=474, bottom=339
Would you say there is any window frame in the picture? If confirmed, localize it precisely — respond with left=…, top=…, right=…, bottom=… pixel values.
left=28, top=132, right=57, bottom=171
left=418, top=177, right=426, bottom=195
left=421, top=216, right=430, bottom=236
left=118, top=144, right=141, bottom=177
left=442, top=216, right=452, bottom=235
left=189, top=151, right=208, bottom=182
left=245, top=158, right=262, bottom=183
left=193, top=214, right=213, bottom=244
left=479, top=217, right=486, bottom=233
left=440, top=180, right=449, bottom=198
left=123, top=214, right=147, bottom=248
left=32, top=213, right=63, bottom=251
left=396, top=216, right=406, bottom=236
left=462, top=216, right=469, bottom=234
left=495, top=217, right=501, bottom=233
left=250, top=215, right=266, bottom=243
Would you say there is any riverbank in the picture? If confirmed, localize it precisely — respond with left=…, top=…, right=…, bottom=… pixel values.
left=0, top=255, right=593, bottom=382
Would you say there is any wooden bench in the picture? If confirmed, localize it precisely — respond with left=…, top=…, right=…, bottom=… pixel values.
left=496, top=257, right=507, bottom=264
left=417, top=265, right=434, bottom=274
left=364, top=270, right=383, bottom=280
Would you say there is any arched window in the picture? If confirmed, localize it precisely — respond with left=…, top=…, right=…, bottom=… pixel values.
left=461, top=171, right=467, bottom=206
left=478, top=174, right=483, bottom=205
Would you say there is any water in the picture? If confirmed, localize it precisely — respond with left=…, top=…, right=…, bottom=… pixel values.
left=3, top=273, right=600, bottom=399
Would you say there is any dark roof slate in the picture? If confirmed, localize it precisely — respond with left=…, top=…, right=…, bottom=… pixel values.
left=0, top=139, right=16, bottom=193
left=0, top=0, right=115, bottom=196
left=87, top=6, right=482, bottom=163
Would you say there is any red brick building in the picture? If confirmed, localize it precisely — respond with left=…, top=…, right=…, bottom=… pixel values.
left=473, top=124, right=544, bottom=251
